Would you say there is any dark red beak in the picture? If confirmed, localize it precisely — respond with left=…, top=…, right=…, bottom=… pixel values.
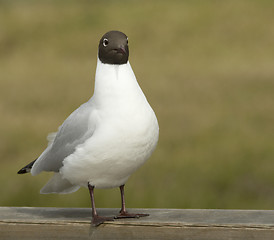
left=117, top=46, right=126, bottom=54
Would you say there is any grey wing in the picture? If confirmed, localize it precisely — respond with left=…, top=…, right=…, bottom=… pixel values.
left=31, top=100, right=96, bottom=175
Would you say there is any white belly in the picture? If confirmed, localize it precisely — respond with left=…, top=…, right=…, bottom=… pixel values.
left=60, top=110, right=159, bottom=189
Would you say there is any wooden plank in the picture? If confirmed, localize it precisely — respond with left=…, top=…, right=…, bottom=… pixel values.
left=1, top=207, right=274, bottom=240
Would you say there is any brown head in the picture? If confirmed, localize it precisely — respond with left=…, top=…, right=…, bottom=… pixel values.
left=98, top=31, right=129, bottom=65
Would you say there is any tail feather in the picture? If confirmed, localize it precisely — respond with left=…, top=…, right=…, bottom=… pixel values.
left=40, top=173, right=80, bottom=194
left=18, top=160, right=80, bottom=194
left=17, top=159, right=37, bottom=174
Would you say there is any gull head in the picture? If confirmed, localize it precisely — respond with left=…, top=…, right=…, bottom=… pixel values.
left=98, top=31, right=129, bottom=65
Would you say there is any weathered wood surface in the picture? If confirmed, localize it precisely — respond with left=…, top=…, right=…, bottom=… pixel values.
left=1, top=207, right=274, bottom=240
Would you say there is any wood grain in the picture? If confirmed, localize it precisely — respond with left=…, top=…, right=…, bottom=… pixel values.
left=1, top=207, right=274, bottom=239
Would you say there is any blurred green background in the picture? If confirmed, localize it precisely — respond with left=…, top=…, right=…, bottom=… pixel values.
left=1, top=0, right=274, bottom=210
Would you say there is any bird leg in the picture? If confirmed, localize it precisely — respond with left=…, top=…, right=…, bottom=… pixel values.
left=115, top=184, right=149, bottom=219
left=88, top=183, right=114, bottom=226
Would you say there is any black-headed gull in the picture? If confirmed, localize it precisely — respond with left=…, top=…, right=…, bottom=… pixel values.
left=18, top=30, right=159, bottom=226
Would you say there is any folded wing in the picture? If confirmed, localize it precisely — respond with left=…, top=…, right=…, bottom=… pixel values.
left=31, top=100, right=96, bottom=175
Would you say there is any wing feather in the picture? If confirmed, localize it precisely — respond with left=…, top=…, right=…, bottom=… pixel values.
left=31, top=100, right=96, bottom=175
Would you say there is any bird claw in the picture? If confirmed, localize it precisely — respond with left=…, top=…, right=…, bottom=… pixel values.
left=115, top=211, right=149, bottom=219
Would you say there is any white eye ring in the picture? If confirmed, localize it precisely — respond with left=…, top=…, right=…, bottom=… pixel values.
left=103, top=38, right=108, bottom=47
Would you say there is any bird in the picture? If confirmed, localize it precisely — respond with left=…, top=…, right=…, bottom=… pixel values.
left=18, top=30, right=159, bottom=226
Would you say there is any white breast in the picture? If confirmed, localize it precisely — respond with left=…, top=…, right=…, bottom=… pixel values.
left=60, top=60, right=159, bottom=188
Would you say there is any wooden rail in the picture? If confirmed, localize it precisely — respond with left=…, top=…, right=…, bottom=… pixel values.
left=1, top=207, right=274, bottom=239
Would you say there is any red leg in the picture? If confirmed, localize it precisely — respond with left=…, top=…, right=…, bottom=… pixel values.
left=88, top=183, right=114, bottom=226
left=115, top=185, right=149, bottom=219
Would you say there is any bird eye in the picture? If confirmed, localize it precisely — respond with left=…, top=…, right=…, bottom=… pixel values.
left=103, top=38, right=109, bottom=47
left=126, top=37, right=128, bottom=44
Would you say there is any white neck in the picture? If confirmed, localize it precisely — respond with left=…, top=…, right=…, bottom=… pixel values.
left=92, top=59, right=147, bottom=109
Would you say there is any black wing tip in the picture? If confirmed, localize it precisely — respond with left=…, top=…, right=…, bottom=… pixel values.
left=17, top=159, right=37, bottom=175
left=17, top=168, right=28, bottom=174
